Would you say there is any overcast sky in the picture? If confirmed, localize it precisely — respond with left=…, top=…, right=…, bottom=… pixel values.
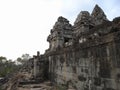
left=0, top=0, right=120, bottom=60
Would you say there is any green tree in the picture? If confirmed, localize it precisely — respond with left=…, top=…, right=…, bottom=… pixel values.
left=0, top=56, right=19, bottom=77
left=16, top=54, right=31, bottom=65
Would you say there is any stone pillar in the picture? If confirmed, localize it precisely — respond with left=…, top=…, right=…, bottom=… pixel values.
left=33, top=56, right=37, bottom=78
left=37, top=51, right=40, bottom=56
left=33, top=51, right=40, bottom=78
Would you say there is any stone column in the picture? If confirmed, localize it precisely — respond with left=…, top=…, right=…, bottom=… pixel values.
left=33, top=57, right=37, bottom=78
left=33, top=51, right=40, bottom=78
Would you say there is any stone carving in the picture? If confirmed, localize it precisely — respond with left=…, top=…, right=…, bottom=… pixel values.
left=73, top=11, right=94, bottom=40
left=74, top=11, right=91, bottom=25
left=91, top=4, right=108, bottom=25
left=47, top=16, right=73, bottom=51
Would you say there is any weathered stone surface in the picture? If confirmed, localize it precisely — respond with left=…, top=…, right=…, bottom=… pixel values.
left=47, top=16, right=73, bottom=51
left=45, top=4, right=120, bottom=90
left=74, top=11, right=90, bottom=25
left=74, top=11, right=92, bottom=36
left=12, top=5, right=120, bottom=90
left=91, top=4, right=108, bottom=25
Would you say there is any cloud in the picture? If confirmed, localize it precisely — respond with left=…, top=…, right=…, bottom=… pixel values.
left=58, top=0, right=120, bottom=22
left=102, top=0, right=120, bottom=20
left=0, top=0, right=63, bottom=59
left=0, top=0, right=119, bottom=60
left=57, top=0, right=96, bottom=24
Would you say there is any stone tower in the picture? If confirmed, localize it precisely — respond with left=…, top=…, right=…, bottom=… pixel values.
left=47, top=16, right=73, bottom=50
left=74, top=11, right=93, bottom=37
left=91, top=4, right=108, bottom=25
left=74, top=5, right=108, bottom=35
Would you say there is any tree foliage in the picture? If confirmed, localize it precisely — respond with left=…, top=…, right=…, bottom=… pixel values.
left=17, top=54, right=31, bottom=65
left=0, top=54, right=31, bottom=77
left=0, top=56, right=19, bottom=77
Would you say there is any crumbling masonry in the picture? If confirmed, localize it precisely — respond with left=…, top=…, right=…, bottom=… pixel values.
left=30, top=5, right=120, bottom=90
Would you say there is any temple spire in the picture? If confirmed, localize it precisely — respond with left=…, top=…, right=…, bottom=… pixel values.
left=91, top=4, right=108, bottom=25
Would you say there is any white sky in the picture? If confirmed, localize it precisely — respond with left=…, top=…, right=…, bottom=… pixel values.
left=0, top=0, right=120, bottom=60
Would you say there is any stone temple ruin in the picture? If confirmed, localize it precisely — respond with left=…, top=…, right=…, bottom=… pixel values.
left=22, top=5, right=120, bottom=90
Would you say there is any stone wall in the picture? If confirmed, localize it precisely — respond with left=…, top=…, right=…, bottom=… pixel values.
left=46, top=17, right=120, bottom=90
left=32, top=5, right=120, bottom=90
left=47, top=32, right=120, bottom=90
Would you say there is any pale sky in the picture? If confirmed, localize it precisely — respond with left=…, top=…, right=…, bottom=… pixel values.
left=0, top=0, right=120, bottom=60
